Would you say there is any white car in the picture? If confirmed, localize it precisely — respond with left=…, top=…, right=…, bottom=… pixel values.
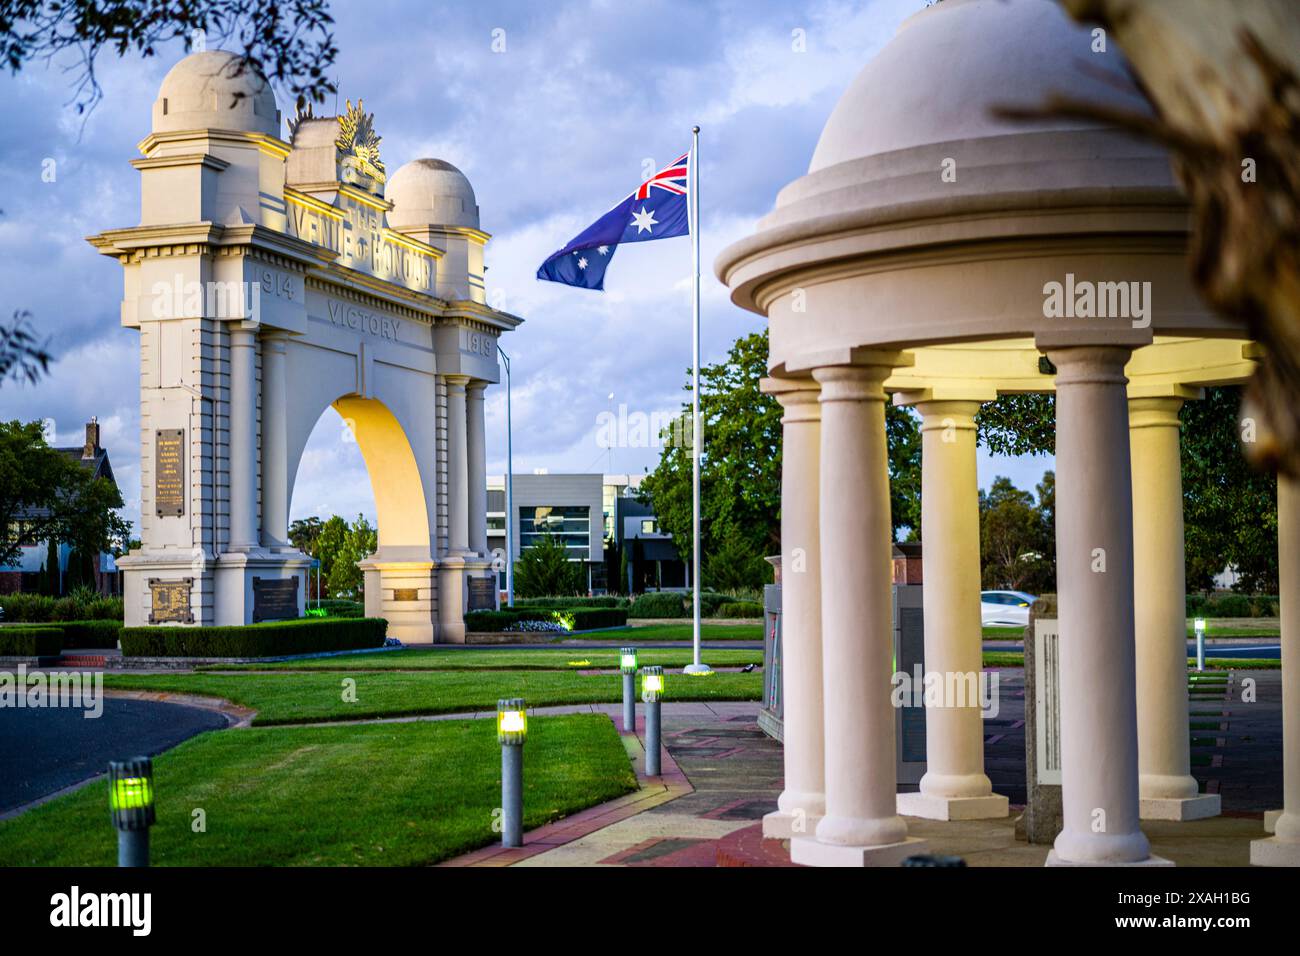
left=980, top=590, right=1036, bottom=627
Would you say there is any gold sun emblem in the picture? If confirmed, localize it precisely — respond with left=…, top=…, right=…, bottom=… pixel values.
left=335, top=98, right=386, bottom=185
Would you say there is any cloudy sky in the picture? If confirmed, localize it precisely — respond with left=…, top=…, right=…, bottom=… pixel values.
left=0, top=0, right=1053, bottom=534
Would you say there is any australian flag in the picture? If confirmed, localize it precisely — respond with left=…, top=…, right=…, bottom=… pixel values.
left=537, top=151, right=691, bottom=290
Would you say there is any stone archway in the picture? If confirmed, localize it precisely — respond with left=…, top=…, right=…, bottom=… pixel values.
left=92, top=50, right=520, bottom=643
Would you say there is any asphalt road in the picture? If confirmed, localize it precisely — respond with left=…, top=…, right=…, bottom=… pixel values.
left=0, top=697, right=230, bottom=816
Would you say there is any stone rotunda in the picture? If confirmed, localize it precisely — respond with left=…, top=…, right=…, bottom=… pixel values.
left=716, top=0, right=1296, bottom=866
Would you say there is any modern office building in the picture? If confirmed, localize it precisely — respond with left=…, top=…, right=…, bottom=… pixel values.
left=486, top=472, right=684, bottom=593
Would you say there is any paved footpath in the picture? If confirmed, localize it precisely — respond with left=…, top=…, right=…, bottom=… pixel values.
left=441, top=668, right=1281, bottom=867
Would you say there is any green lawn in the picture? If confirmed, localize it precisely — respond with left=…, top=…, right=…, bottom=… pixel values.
left=0, top=715, right=636, bottom=866
left=981, top=624, right=1281, bottom=640
left=105, top=668, right=764, bottom=725
left=982, top=627, right=1025, bottom=640
left=577, top=623, right=763, bottom=642
left=208, top=647, right=763, bottom=672
left=978, top=652, right=1278, bottom=670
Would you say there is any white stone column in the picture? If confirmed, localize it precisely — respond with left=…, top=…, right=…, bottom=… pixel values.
left=227, top=325, right=259, bottom=551
left=260, top=332, right=289, bottom=550
left=1129, top=394, right=1220, bottom=821
left=760, top=376, right=825, bottom=839
left=466, top=381, right=489, bottom=557
left=897, top=397, right=1008, bottom=820
left=791, top=355, right=926, bottom=867
left=1045, top=345, right=1167, bottom=866
left=445, top=375, right=471, bottom=555
left=1253, top=472, right=1300, bottom=865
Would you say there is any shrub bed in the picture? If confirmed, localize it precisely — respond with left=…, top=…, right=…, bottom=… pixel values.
left=630, top=591, right=687, bottom=619
left=0, top=592, right=124, bottom=623
left=1186, top=593, right=1280, bottom=618
left=714, top=601, right=763, bottom=619
left=465, top=607, right=628, bottom=632
left=0, top=627, right=63, bottom=656
left=120, top=618, right=388, bottom=658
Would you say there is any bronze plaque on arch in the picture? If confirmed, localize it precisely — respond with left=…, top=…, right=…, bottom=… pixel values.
left=149, top=577, right=194, bottom=624
left=392, top=588, right=419, bottom=602
left=468, top=576, right=496, bottom=611
left=154, top=429, right=185, bottom=517
left=253, top=576, right=300, bottom=623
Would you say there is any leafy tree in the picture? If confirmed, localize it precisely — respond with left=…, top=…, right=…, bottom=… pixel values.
left=976, top=393, right=1056, bottom=457
left=888, top=404, right=922, bottom=539
left=323, top=514, right=376, bottom=599
left=0, top=420, right=129, bottom=571
left=0, top=312, right=51, bottom=388
left=0, top=0, right=338, bottom=115
left=979, top=474, right=1055, bottom=593
left=0, top=420, right=65, bottom=566
left=639, top=329, right=925, bottom=593
left=288, top=515, right=323, bottom=556
left=513, top=533, right=582, bottom=598
left=1181, top=386, right=1278, bottom=592
left=315, top=514, right=348, bottom=584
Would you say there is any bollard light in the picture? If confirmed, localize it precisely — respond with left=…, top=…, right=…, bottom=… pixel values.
left=497, top=698, right=526, bottom=848
left=641, top=666, right=665, bottom=703
left=641, top=667, right=664, bottom=776
left=619, top=647, right=638, bottom=733
left=108, top=757, right=154, bottom=867
left=497, top=698, right=527, bottom=745
left=1194, top=618, right=1207, bottom=672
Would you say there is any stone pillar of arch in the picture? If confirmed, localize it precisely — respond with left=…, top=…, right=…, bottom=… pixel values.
left=760, top=374, right=825, bottom=840
left=438, top=373, right=472, bottom=642
left=1128, top=391, right=1221, bottom=821
left=1041, top=340, right=1169, bottom=866
left=227, top=325, right=260, bottom=552
left=1252, top=473, right=1300, bottom=865
left=466, top=381, right=489, bottom=557
left=445, top=375, right=472, bottom=555
left=895, top=392, right=1009, bottom=821
left=788, top=349, right=927, bottom=867
left=260, top=331, right=291, bottom=550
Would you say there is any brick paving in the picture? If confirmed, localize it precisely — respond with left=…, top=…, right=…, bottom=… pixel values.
left=452, top=666, right=1283, bottom=867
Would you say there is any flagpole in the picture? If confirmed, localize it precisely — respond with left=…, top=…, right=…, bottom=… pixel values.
left=685, top=124, right=711, bottom=676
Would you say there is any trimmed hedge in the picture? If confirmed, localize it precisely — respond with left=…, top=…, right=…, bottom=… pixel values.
left=0, top=627, right=63, bottom=656
left=312, top=599, right=365, bottom=618
left=630, top=591, right=687, bottom=619
left=55, top=619, right=123, bottom=649
left=120, top=618, right=388, bottom=658
left=715, top=601, right=763, bottom=619
left=515, top=596, right=630, bottom=610
left=465, top=609, right=550, bottom=631
left=556, top=608, right=628, bottom=630
left=465, top=607, right=629, bottom=632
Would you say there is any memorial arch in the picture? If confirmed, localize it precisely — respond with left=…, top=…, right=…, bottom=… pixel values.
left=90, top=50, right=519, bottom=643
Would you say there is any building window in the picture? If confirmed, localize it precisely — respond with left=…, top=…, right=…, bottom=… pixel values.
left=641, top=519, right=656, bottom=535
left=487, top=516, right=505, bottom=532
left=519, top=505, right=590, bottom=560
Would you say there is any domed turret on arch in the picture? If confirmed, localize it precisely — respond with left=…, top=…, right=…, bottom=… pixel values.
left=387, top=158, right=480, bottom=231
left=152, top=50, right=281, bottom=136
left=717, top=0, right=1268, bottom=869
left=387, top=158, right=487, bottom=303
